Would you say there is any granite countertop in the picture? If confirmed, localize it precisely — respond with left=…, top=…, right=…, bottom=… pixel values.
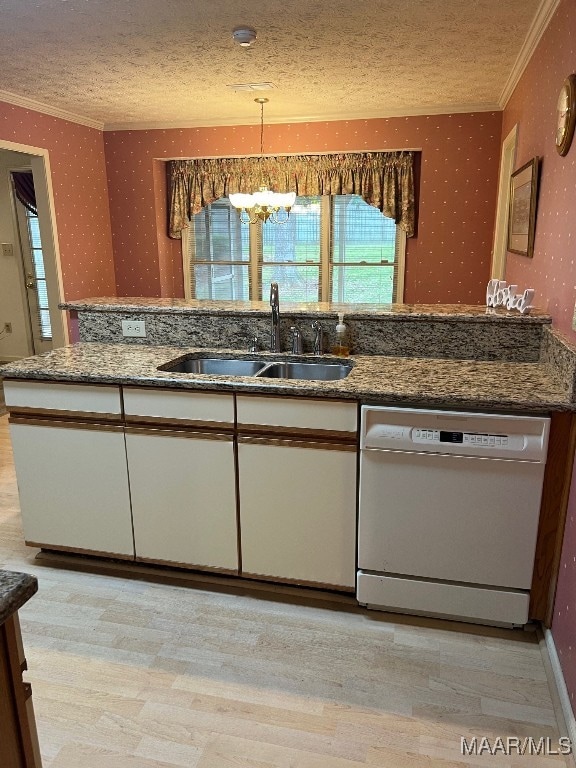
left=60, top=297, right=552, bottom=324
left=0, top=570, right=38, bottom=625
left=1, top=342, right=572, bottom=412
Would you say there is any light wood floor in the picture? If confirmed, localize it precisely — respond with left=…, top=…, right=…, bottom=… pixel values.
left=0, top=413, right=573, bottom=767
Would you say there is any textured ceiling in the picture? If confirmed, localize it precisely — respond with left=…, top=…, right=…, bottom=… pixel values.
left=0, top=0, right=542, bottom=128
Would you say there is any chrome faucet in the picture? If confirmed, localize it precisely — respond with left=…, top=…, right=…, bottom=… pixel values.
left=290, top=326, right=303, bottom=354
left=312, top=321, right=323, bottom=355
left=270, top=282, right=280, bottom=352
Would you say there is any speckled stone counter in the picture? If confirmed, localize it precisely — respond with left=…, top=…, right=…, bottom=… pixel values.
left=1, top=342, right=573, bottom=413
left=61, top=299, right=552, bottom=362
left=0, top=570, right=38, bottom=626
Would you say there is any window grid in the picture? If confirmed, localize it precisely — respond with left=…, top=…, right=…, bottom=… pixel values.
left=185, top=195, right=402, bottom=304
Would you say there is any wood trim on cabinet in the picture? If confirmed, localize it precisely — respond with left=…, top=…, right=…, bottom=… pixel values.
left=4, top=378, right=117, bottom=389
left=125, top=425, right=233, bottom=441
left=241, top=571, right=356, bottom=593
left=238, top=435, right=357, bottom=452
left=1, top=615, right=42, bottom=768
left=237, top=392, right=354, bottom=405
left=7, top=406, right=122, bottom=423
left=135, top=555, right=238, bottom=576
left=530, top=411, right=576, bottom=625
left=238, top=423, right=357, bottom=443
left=27, top=542, right=135, bottom=561
left=124, top=414, right=233, bottom=431
left=9, top=416, right=124, bottom=432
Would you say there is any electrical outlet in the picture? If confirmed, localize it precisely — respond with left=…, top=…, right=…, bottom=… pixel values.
left=1, top=243, right=14, bottom=258
left=3, top=323, right=12, bottom=334
left=121, top=319, right=146, bottom=338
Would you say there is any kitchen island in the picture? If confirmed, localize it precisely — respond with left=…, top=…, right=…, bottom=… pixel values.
left=0, top=570, right=42, bottom=768
left=2, top=300, right=576, bottom=628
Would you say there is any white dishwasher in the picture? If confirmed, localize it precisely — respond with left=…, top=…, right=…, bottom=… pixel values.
left=357, top=406, right=550, bottom=627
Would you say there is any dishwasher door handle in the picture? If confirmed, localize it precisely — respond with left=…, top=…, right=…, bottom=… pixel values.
left=361, top=447, right=541, bottom=464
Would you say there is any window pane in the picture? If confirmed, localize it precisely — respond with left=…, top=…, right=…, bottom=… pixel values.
left=193, top=264, right=249, bottom=300
left=262, top=264, right=319, bottom=302
left=32, top=250, right=45, bottom=279
left=28, top=215, right=42, bottom=248
left=39, top=309, right=52, bottom=340
left=189, top=198, right=250, bottom=299
left=193, top=199, right=249, bottom=263
left=332, top=265, right=395, bottom=303
left=36, top=280, right=49, bottom=309
left=261, top=196, right=321, bottom=302
left=331, top=195, right=397, bottom=303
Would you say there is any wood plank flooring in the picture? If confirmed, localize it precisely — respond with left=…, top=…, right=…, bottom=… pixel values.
left=0, top=413, right=573, bottom=767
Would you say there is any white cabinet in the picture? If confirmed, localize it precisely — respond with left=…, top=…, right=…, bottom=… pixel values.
left=6, top=380, right=359, bottom=590
left=5, top=381, right=134, bottom=558
left=236, top=395, right=358, bottom=589
left=123, top=388, right=238, bottom=572
left=125, top=429, right=238, bottom=571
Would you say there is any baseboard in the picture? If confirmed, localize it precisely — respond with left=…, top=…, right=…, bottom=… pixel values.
left=0, top=355, right=25, bottom=363
left=543, top=628, right=576, bottom=749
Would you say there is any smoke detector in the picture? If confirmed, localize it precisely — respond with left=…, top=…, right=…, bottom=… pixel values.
left=232, top=27, right=257, bottom=47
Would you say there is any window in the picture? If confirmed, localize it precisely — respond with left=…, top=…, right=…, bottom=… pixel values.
left=25, top=209, right=52, bottom=340
left=183, top=195, right=405, bottom=303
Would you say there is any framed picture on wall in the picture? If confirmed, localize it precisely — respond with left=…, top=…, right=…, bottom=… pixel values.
left=507, top=157, right=539, bottom=258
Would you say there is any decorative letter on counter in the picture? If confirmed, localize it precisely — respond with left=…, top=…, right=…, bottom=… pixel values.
left=486, top=280, right=535, bottom=315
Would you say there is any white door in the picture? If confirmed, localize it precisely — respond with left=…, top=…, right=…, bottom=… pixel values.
left=238, top=439, right=357, bottom=588
left=126, top=430, right=239, bottom=571
left=9, top=420, right=134, bottom=556
left=14, top=193, right=52, bottom=354
left=358, top=449, right=545, bottom=590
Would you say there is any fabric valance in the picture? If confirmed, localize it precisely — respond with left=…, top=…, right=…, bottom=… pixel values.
left=11, top=171, right=37, bottom=216
left=168, top=151, right=415, bottom=238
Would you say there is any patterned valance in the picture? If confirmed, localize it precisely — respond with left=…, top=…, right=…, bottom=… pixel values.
left=168, top=151, right=415, bottom=238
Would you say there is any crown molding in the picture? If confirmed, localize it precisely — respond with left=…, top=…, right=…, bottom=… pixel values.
left=0, top=90, right=104, bottom=131
left=103, top=102, right=501, bottom=132
left=499, top=0, right=561, bottom=108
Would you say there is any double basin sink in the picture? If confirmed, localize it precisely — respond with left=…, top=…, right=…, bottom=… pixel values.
left=158, top=354, right=352, bottom=381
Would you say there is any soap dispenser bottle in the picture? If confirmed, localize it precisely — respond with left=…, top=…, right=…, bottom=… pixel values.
left=332, top=313, right=350, bottom=357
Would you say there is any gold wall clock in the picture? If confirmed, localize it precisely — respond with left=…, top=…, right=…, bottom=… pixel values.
left=556, top=74, right=576, bottom=156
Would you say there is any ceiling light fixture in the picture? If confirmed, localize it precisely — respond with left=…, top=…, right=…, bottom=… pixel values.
left=232, top=26, right=257, bottom=47
left=229, top=98, right=296, bottom=225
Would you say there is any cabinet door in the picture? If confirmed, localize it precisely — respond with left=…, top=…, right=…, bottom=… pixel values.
left=238, top=440, right=357, bottom=588
left=9, top=421, right=133, bottom=557
left=126, top=430, right=238, bottom=572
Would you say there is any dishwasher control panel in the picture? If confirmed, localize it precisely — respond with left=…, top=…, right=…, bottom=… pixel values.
left=412, top=428, right=523, bottom=450
left=361, top=406, right=550, bottom=462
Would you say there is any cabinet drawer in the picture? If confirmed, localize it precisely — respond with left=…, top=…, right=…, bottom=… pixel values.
left=236, top=395, right=357, bottom=436
left=4, top=380, right=121, bottom=419
left=123, top=387, right=234, bottom=427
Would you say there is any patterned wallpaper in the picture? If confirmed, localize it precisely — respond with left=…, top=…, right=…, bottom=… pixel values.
left=0, top=101, right=116, bottom=300
left=502, top=0, right=576, bottom=338
left=502, top=0, right=576, bottom=720
left=104, top=111, right=502, bottom=302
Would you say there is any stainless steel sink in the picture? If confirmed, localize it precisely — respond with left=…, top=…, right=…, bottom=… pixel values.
left=257, top=361, right=352, bottom=381
left=158, top=354, right=353, bottom=381
left=158, top=357, right=264, bottom=376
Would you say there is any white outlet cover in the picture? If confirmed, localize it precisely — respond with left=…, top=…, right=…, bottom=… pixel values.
left=121, top=319, right=146, bottom=337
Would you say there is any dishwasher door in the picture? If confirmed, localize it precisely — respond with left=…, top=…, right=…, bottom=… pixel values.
left=357, top=406, right=550, bottom=625
left=358, top=447, right=545, bottom=589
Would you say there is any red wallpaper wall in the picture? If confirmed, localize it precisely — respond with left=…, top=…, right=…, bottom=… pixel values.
left=104, top=112, right=502, bottom=302
left=502, top=0, right=576, bottom=720
left=0, top=102, right=116, bottom=299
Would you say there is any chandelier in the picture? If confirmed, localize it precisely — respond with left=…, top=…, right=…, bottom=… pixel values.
left=229, top=98, right=296, bottom=224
